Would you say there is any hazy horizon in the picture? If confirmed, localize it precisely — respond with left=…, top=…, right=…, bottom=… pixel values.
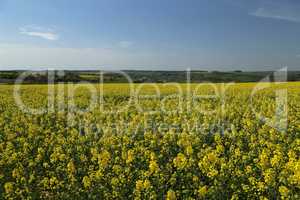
left=0, top=66, right=298, bottom=72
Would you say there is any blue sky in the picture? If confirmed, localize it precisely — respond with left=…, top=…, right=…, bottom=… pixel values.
left=0, top=0, right=300, bottom=70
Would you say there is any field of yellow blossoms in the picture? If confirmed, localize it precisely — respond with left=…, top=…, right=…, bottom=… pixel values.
left=0, top=82, right=299, bottom=199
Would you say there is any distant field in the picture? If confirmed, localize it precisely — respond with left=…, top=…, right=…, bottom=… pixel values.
left=0, top=82, right=299, bottom=199
left=1, top=70, right=300, bottom=83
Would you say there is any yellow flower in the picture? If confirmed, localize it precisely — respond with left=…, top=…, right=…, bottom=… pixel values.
left=207, top=169, right=218, bottom=178
left=95, top=170, right=103, bottom=180
left=245, top=165, right=252, bottom=174
left=50, top=177, right=59, bottom=187
left=257, top=182, right=265, bottom=191
left=149, top=160, right=159, bottom=174
left=279, top=186, right=289, bottom=198
left=12, top=168, right=22, bottom=179
left=198, top=186, right=208, bottom=197
left=67, top=161, right=76, bottom=174
left=173, top=153, right=187, bottom=170
left=98, top=150, right=111, bottom=168
left=143, top=179, right=151, bottom=189
left=126, top=150, right=134, bottom=164
left=185, top=145, right=193, bottom=156
left=135, top=180, right=144, bottom=191
left=90, top=148, right=98, bottom=161
left=150, top=152, right=156, bottom=160
left=207, top=152, right=217, bottom=163
left=248, top=177, right=256, bottom=185
left=270, top=154, right=281, bottom=167
left=263, top=169, right=274, bottom=185
left=234, top=148, right=241, bottom=157
left=230, top=194, right=239, bottom=200
left=259, top=150, right=269, bottom=168
left=216, top=144, right=224, bottom=154
left=82, top=176, right=91, bottom=188
left=111, top=177, right=119, bottom=187
left=4, top=182, right=14, bottom=194
left=166, top=189, right=177, bottom=200
left=192, top=175, right=199, bottom=182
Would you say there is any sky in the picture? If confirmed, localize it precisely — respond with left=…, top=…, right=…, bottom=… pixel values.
left=0, top=0, right=300, bottom=71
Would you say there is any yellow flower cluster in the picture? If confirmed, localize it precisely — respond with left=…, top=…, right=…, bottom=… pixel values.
left=0, top=82, right=300, bottom=199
